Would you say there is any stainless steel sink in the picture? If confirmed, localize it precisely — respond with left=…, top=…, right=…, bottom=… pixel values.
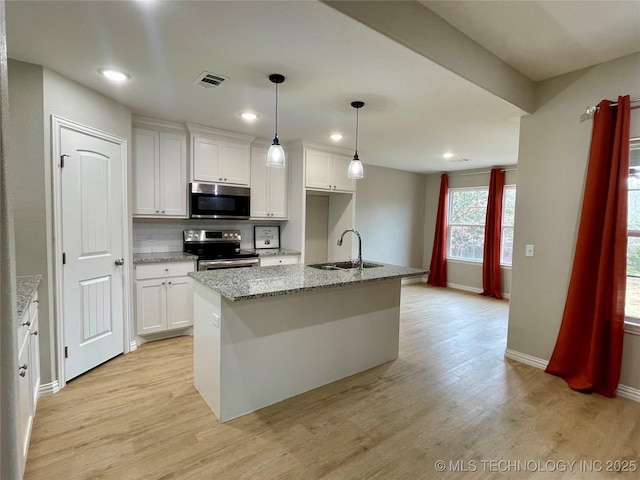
left=309, top=261, right=383, bottom=270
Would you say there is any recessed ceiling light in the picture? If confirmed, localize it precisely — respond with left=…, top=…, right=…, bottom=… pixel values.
left=330, top=133, right=343, bottom=141
left=99, top=69, right=129, bottom=82
left=442, top=152, right=455, bottom=159
left=241, top=112, right=258, bottom=121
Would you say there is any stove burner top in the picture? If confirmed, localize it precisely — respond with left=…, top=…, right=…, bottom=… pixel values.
left=183, top=229, right=259, bottom=261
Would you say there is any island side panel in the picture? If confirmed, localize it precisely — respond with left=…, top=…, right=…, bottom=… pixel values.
left=193, top=281, right=222, bottom=418
left=218, top=279, right=401, bottom=422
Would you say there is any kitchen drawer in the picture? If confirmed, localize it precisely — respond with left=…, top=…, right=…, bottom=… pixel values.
left=259, top=255, right=299, bottom=267
left=135, top=261, right=195, bottom=280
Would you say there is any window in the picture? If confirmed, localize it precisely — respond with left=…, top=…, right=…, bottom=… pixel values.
left=448, top=187, right=488, bottom=262
left=625, top=139, right=640, bottom=320
left=501, top=186, right=517, bottom=266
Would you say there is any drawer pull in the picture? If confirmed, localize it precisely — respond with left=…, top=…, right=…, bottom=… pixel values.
left=22, top=320, right=31, bottom=327
left=19, top=364, right=28, bottom=377
left=32, top=330, right=38, bottom=336
left=33, top=299, right=39, bottom=303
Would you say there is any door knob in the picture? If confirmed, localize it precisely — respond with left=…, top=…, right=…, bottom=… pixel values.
left=115, top=258, right=125, bottom=266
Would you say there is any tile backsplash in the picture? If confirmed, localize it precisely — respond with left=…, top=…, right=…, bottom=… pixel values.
left=132, top=218, right=280, bottom=253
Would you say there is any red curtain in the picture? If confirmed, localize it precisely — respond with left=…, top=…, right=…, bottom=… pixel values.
left=546, top=96, right=630, bottom=397
left=481, top=168, right=505, bottom=299
left=428, top=174, right=448, bottom=287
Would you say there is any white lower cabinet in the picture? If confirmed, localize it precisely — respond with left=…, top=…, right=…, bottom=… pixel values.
left=135, top=261, right=195, bottom=335
left=18, top=288, right=40, bottom=475
left=259, top=255, right=299, bottom=267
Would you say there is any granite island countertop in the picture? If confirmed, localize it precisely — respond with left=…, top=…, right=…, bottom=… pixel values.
left=189, top=262, right=427, bottom=301
left=133, top=252, right=198, bottom=264
left=17, top=275, right=42, bottom=319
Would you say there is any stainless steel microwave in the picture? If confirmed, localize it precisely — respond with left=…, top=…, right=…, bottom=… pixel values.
left=189, top=183, right=250, bottom=219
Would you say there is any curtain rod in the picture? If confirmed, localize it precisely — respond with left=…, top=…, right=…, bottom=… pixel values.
left=580, top=98, right=640, bottom=122
left=448, top=168, right=517, bottom=177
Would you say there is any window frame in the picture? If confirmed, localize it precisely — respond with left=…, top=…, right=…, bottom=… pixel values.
left=446, top=186, right=489, bottom=264
left=625, top=137, right=640, bottom=335
left=500, top=185, right=516, bottom=267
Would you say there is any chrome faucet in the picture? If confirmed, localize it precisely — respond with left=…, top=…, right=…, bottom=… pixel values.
left=337, top=229, right=362, bottom=271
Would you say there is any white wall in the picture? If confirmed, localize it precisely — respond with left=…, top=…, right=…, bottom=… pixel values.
left=8, top=59, right=132, bottom=387
left=507, top=52, right=640, bottom=391
left=423, top=168, right=517, bottom=296
left=355, top=164, right=425, bottom=267
left=304, top=195, right=329, bottom=264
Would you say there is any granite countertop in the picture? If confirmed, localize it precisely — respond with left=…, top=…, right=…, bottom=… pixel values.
left=17, top=275, right=42, bottom=319
left=190, top=262, right=427, bottom=301
left=133, top=252, right=198, bottom=264
left=253, top=248, right=301, bottom=257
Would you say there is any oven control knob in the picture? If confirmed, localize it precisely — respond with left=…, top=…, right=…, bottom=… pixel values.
left=223, top=233, right=228, bottom=238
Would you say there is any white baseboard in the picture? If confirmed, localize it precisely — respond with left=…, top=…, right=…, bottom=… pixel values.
left=129, top=340, right=138, bottom=352
left=617, top=384, right=640, bottom=402
left=38, top=380, right=61, bottom=398
left=447, top=282, right=482, bottom=294
left=446, top=282, right=510, bottom=299
left=504, top=348, right=549, bottom=370
left=504, top=349, right=640, bottom=403
left=402, top=276, right=427, bottom=285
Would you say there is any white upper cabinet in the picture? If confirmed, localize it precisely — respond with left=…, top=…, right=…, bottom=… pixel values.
left=188, top=124, right=255, bottom=187
left=251, top=147, right=288, bottom=219
left=132, top=123, right=187, bottom=218
left=305, top=149, right=355, bottom=192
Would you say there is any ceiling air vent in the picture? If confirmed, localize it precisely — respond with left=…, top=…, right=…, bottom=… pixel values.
left=194, top=72, right=229, bottom=89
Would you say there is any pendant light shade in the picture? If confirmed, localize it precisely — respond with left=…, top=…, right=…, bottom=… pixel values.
left=348, top=101, right=365, bottom=180
left=267, top=74, right=286, bottom=168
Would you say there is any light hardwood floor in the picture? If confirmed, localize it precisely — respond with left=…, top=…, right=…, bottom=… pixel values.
left=25, top=285, right=640, bottom=479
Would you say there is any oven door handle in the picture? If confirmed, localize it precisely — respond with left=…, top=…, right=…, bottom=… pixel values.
left=198, top=258, right=260, bottom=270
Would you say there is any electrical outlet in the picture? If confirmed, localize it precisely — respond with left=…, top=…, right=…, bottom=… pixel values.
left=525, top=244, right=535, bottom=257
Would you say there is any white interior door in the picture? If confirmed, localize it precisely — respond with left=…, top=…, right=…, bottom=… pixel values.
left=60, top=126, right=125, bottom=381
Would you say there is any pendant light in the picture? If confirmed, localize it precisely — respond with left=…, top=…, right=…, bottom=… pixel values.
left=348, top=101, right=365, bottom=179
left=267, top=73, right=286, bottom=167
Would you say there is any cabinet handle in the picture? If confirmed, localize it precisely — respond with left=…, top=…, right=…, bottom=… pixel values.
left=32, top=330, right=38, bottom=336
left=22, top=320, right=31, bottom=327
left=156, top=210, right=159, bottom=213
left=224, top=178, right=227, bottom=181
left=162, top=210, right=165, bottom=213
left=162, top=282, right=166, bottom=286
left=168, top=281, right=172, bottom=285
left=165, top=268, right=169, bottom=272
left=219, top=177, right=222, bottom=181
left=19, top=364, right=28, bottom=377
left=33, top=299, right=39, bottom=304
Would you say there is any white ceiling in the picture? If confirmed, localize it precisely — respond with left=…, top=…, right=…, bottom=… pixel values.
left=5, top=1, right=638, bottom=174
left=422, top=0, right=640, bottom=82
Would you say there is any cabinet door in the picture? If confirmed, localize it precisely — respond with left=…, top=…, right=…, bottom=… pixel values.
left=305, top=149, right=332, bottom=190
left=192, top=137, right=221, bottom=183
left=331, top=154, right=356, bottom=192
left=250, top=148, right=269, bottom=218
left=135, top=279, right=167, bottom=335
left=166, top=276, right=194, bottom=330
left=18, top=340, right=33, bottom=466
left=269, top=162, right=289, bottom=218
left=29, top=313, right=40, bottom=410
left=159, top=133, right=187, bottom=216
left=132, top=129, right=160, bottom=215
left=220, top=143, right=250, bottom=185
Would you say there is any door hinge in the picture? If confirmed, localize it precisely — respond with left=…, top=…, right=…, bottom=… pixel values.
left=60, top=154, right=69, bottom=168
left=62, top=252, right=66, bottom=265
left=65, top=346, right=68, bottom=358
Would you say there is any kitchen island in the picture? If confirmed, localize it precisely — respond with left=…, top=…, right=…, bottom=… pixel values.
left=190, top=263, right=427, bottom=422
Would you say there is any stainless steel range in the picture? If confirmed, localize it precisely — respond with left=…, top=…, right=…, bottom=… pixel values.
left=183, top=229, right=260, bottom=271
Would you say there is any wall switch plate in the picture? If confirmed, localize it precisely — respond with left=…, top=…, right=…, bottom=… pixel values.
left=525, top=244, right=535, bottom=257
